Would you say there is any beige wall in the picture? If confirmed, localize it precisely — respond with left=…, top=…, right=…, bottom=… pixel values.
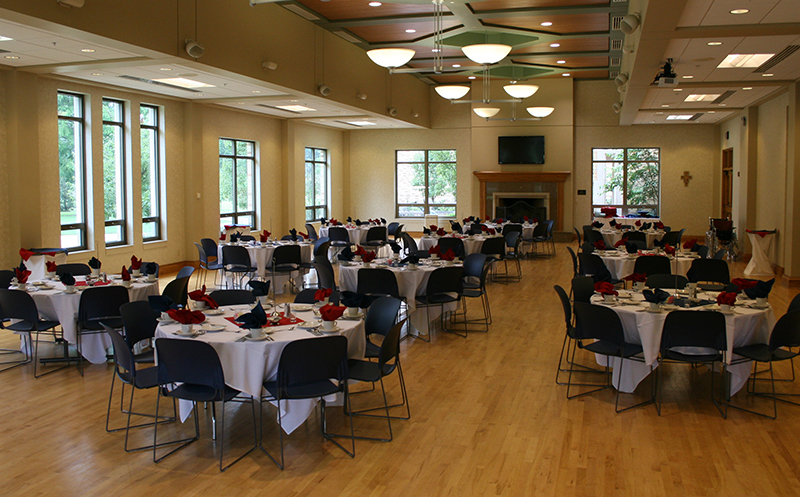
left=756, top=93, right=788, bottom=267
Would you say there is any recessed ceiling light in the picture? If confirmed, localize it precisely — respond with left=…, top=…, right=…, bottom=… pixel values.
left=154, top=77, right=215, bottom=89
left=708, top=111, right=715, bottom=114
left=405, top=29, right=416, bottom=33
left=730, top=8, right=749, bottom=14
left=0, top=36, right=13, bottom=41
left=368, top=1, right=381, bottom=6
left=159, top=67, right=172, bottom=71
left=681, top=75, right=694, bottom=79
left=562, top=73, right=570, bottom=77
left=673, top=88, right=683, bottom=92
left=655, top=112, right=664, bottom=115
left=468, top=76, right=476, bottom=80
left=707, top=42, right=723, bottom=46
left=4, top=55, right=19, bottom=59
left=290, top=99, right=299, bottom=103
left=252, top=90, right=262, bottom=93
left=667, top=115, right=693, bottom=120
left=742, top=87, right=752, bottom=90
left=762, top=73, right=774, bottom=77
left=344, top=120, right=377, bottom=127
left=557, top=60, right=566, bottom=64
left=452, top=64, right=461, bottom=68
left=91, top=72, right=103, bottom=76
left=719, top=103, right=727, bottom=106
left=275, top=104, right=316, bottom=112
left=432, top=48, right=441, bottom=53
left=80, top=48, right=95, bottom=53
left=237, top=102, right=245, bottom=105
left=195, top=93, right=204, bottom=97
left=550, top=43, right=560, bottom=48
left=661, top=104, right=670, bottom=107
left=685, top=94, right=720, bottom=102
left=541, top=22, right=553, bottom=27
left=718, top=53, right=774, bottom=69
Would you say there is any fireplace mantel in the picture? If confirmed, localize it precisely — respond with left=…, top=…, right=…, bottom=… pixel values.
left=473, top=171, right=571, bottom=230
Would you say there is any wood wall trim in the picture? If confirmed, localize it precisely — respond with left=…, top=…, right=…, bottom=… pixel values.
left=473, top=171, right=571, bottom=230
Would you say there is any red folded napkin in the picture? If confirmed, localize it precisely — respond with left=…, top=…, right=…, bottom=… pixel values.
left=523, top=216, right=529, bottom=222
left=130, top=256, right=143, bottom=270
left=655, top=222, right=665, bottom=230
left=46, top=261, right=58, bottom=272
left=436, top=228, right=446, bottom=236
left=623, top=272, right=647, bottom=282
left=614, top=223, right=622, bottom=230
left=219, top=231, right=226, bottom=241
left=362, top=251, right=376, bottom=263
left=430, top=225, right=438, bottom=232
left=355, top=246, right=368, bottom=257
left=481, top=225, right=489, bottom=232
left=440, top=248, right=456, bottom=261
left=683, top=239, right=696, bottom=250
left=635, top=220, right=642, bottom=227
left=259, top=230, right=271, bottom=242
left=167, top=308, right=206, bottom=324
left=664, top=243, right=676, bottom=256
left=593, top=240, right=606, bottom=250
left=314, top=288, right=333, bottom=301
left=485, top=216, right=490, bottom=221
left=19, top=249, right=35, bottom=261
left=188, top=285, right=219, bottom=309
left=330, top=218, right=338, bottom=226
left=319, top=304, right=346, bottom=321
left=614, top=239, right=626, bottom=248
left=15, top=268, right=31, bottom=284
left=731, top=278, right=758, bottom=291
left=487, top=228, right=496, bottom=235
left=717, top=292, right=737, bottom=306
left=121, top=266, right=131, bottom=282
left=428, top=245, right=441, bottom=256
left=594, top=281, right=618, bottom=296
left=298, top=231, right=308, bottom=240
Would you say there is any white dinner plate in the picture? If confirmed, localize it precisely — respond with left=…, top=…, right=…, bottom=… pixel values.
left=291, top=304, right=313, bottom=312
left=319, top=324, right=342, bottom=333
left=299, top=320, right=321, bottom=329
left=746, top=303, right=770, bottom=309
left=156, top=317, right=176, bottom=324
left=203, top=309, right=225, bottom=315
left=201, top=324, right=226, bottom=332
left=244, top=334, right=269, bottom=341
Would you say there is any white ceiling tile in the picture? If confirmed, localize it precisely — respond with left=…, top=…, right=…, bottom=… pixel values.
left=761, top=0, right=800, bottom=23
left=677, top=0, right=715, bottom=27
left=700, top=0, right=779, bottom=26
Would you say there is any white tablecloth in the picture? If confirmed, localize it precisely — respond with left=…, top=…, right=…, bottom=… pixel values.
left=28, top=277, right=160, bottom=364
left=218, top=242, right=313, bottom=291
left=338, top=260, right=461, bottom=333
left=319, top=225, right=371, bottom=246
left=589, top=294, right=775, bottom=395
left=155, top=305, right=365, bottom=434
left=597, top=251, right=695, bottom=280
left=744, top=231, right=775, bottom=277
left=417, top=235, right=490, bottom=255
left=463, top=222, right=536, bottom=239
left=599, top=230, right=664, bottom=250
left=22, top=252, right=68, bottom=280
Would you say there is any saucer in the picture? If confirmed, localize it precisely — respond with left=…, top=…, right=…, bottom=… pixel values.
left=645, top=307, right=664, bottom=313
left=299, top=320, right=321, bottom=329
left=174, top=329, right=199, bottom=337
left=746, top=302, right=770, bottom=309
left=156, top=317, right=176, bottom=324
left=319, top=324, right=342, bottom=333
left=201, top=324, right=226, bottom=332
left=203, top=309, right=225, bottom=315
left=244, top=335, right=269, bottom=341
left=290, top=304, right=313, bottom=312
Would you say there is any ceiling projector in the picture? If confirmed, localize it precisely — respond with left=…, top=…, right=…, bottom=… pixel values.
left=654, top=58, right=678, bottom=87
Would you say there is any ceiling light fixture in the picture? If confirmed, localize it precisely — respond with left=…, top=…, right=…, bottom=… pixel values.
left=435, top=85, right=470, bottom=100
left=762, top=73, right=774, bottom=77
left=527, top=107, right=554, bottom=118
left=153, top=77, right=214, bottom=88
left=707, top=42, right=722, bottom=46
left=557, top=60, right=566, bottom=64
left=4, top=55, right=19, bottom=59
left=473, top=107, right=500, bottom=118
left=91, top=72, right=103, bottom=76
left=0, top=36, right=13, bottom=41
left=366, top=48, right=415, bottom=71
left=368, top=1, right=381, bottom=6
left=730, top=9, right=749, bottom=14
left=661, top=104, right=670, bottom=107
left=550, top=43, right=560, bottom=48
left=468, top=76, right=476, bottom=80
left=80, top=48, right=95, bottom=53
left=461, top=44, right=511, bottom=65
left=667, top=115, right=692, bottom=120
left=275, top=104, right=316, bottom=112
left=405, top=29, right=416, bottom=33
left=159, top=67, right=172, bottom=71
left=717, top=53, right=774, bottom=69
left=503, top=84, right=539, bottom=99
left=681, top=75, right=694, bottom=79
left=541, top=22, right=552, bottom=27
left=562, top=73, right=571, bottom=77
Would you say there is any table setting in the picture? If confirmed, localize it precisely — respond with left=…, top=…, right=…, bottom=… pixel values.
left=217, top=236, right=313, bottom=285
left=593, top=245, right=698, bottom=280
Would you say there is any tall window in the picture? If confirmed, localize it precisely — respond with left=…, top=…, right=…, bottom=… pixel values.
left=58, top=92, right=87, bottom=250
left=102, top=99, right=127, bottom=246
left=140, top=104, right=162, bottom=241
left=396, top=150, right=457, bottom=218
left=219, top=138, right=256, bottom=229
left=305, top=147, right=328, bottom=222
left=592, top=148, right=660, bottom=217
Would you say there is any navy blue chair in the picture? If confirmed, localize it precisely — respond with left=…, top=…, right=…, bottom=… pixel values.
left=0, top=289, right=60, bottom=376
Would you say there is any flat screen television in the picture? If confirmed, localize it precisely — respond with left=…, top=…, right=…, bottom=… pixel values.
left=498, top=136, right=545, bottom=164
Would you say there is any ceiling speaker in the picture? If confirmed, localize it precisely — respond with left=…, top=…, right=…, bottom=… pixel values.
left=57, top=0, right=85, bottom=7
left=612, top=102, right=622, bottom=114
left=388, top=107, right=399, bottom=117
left=620, top=14, right=640, bottom=35
left=185, top=40, right=205, bottom=58
left=318, top=84, right=332, bottom=97
left=615, top=73, right=628, bottom=87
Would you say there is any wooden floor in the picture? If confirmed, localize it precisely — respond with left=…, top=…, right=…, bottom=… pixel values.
left=2, top=244, right=800, bottom=496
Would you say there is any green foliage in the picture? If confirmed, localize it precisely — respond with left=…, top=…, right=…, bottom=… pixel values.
left=600, top=148, right=659, bottom=207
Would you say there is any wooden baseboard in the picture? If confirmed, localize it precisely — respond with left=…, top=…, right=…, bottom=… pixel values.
left=781, top=274, right=800, bottom=288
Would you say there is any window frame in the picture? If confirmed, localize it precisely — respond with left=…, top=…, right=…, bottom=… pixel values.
left=395, top=149, right=457, bottom=218
left=218, top=138, right=257, bottom=229
left=304, top=147, right=328, bottom=222
left=140, top=104, right=162, bottom=242
left=58, top=91, right=88, bottom=251
left=102, top=98, right=127, bottom=247
left=591, top=147, right=661, bottom=217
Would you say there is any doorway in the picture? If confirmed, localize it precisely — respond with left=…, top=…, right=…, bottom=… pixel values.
left=721, top=148, right=733, bottom=219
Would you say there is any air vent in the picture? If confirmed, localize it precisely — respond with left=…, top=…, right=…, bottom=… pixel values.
left=282, top=4, right=319, bottom=21
left=689, top=113, right=704, bottom=121
left=611, top=39, right=623, bottom=51
left=612, top=16, right=624, bottom=30
left=117, top=75, right=202, bottom=93
left=754, top=45, right=800, bottom=73
left=609, top=70, right=619, bottom=78
left=712, top=90, right=736, bottom=104
left=610, top=57, right=621, bottom=66
left=611, top=0, right=628, bottom=3
left=334, top=31, right=361, bottom=44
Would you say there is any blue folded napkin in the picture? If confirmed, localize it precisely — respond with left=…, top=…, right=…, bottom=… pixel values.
left=643, top=289, right=670, bottom=304
left=400, top=254, right=420, bottom=265
left=625, top=242, right=639, bottom=254
left=341, top=291, right=375, bottom=309
left=289, top=228, right=297, bottom=242
left=60, top=272, right=76, bottom=286
left=388, top=241, right=402, bottom=254
left=338, top=246, right=354, bottom=261
left=591, top=221, right=603, bottom=228
left=237, top=301, right=267, bottom=329
left=248, top=280, right=270, bottom=297
left=149, top=295, right=177, bottom=312
left=744, top=279, right=774, bottom=299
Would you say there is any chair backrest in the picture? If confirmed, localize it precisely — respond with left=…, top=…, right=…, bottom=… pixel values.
left=0, top=289, right=41, bottom=329
left=462, top=253, right=488, bottom=281
left=573, top=227, right=582, bottom=245
left=502, top=223, right=523, bottom=235
left=573, top=302, right=625, bottom=345
left=633, top=255, right=671, bottom=276
left=200, top=238, right=219, bottom=261
left=577, top=252, right=604, bottom=277
left=504, top=231, right=521, bottom=250
left=328, top=226, right=350, bottom=242
left=566, top=246, right=579, bottom=276
left=120, top=301, right=159, bottom=349
left=545, top=220, right=555, bottom=237
left=366, top=226, right=388, bottom=242
left=78, top=286, right=130, bottom=329
left=769, top=310, right=800, bottom=351
left=579, top=242, right=595, bottom=254
left=387, top=222, right=400, bottom=236
left=0, top=270, right=15, bottom=288
left=788, top=293, right=800, bottom=313
left=554, top=285, right=572, bottom=328
left=273, top=244, right=302, bottom=266
left=305, top=223, right=319, bottom=241
left=222, top=245, right=251, bottom=267
left=56, top=263, right=91, bottom=276
left=162, top=276, right=191, bottom=307
left=661, top=310, right=727, bottom=351
left=377, top=318, right=406, bottom=375
left=480, top=236, right=505, bottom=259
left=176, top=266, right=195, bottom=279
left=645, top=274, right=688, bottom=289
left=208, top=289, right=255, bottom=306
left=571, top=276, right=595, bottom=303
left=364, top=296, right=401, bottom=338
left=532, top=223, right=548, bottom=237
left=155, top=338, right=226, bottom=391
left=195, top=242, right=209, bottom=266
left=357, top=268, right=400, bottom=298
left=313, top=260, right=336, bottom=288
left=394, top=224, right=404, bottom=241
left=104, top=324, right=137, bottom=382
left=313, top=238, right=330, bottom=260
left=713, top=249, right=727, bottom=260
left=660, top=230, right=683, bottom=247
left=469, top=223, right=483, bottom=235
left=276, top=335, right=348, bottom=399
left=437, top=238, right=465, bottom=259
left=625, top=231, right=646, bottom=242
left=712, top=219, right=733, bottom=232
left=688, top=258, right=730, bottom=284
left=696, top=245, right=709, bottom=259
left=401, top=232, right=419, bottom=253
left=238, top=235, right=256, bottom=242
left=583, top=226, right=603, bottom=244
left=138, top=262, right=160, bottom=277
left=425, top=267, right=463, bottom=298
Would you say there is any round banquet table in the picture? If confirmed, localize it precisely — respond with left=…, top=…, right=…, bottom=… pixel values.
left=23, top=276, right=160, bottom=364
left=318, top=225, right=371, bottom=246
left=592, top=217, right=660, bottom=230
left=588, top=293, right=775, bottom=395
left=599, top=229, right=664, bottom=250
left=155, top=304, right=365, bottom=434
left=462, top=222, right=536, bottom=240
left=417, top=235, right=494, bottom=255
left=218, top=241, right=313, bottom=291
left=337, top=259, right=462, bottom=334
left=596, top=251, right=696, bottom=280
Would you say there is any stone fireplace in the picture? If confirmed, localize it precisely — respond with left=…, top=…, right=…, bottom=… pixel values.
left=473, top=171, right=570, bottom=231
left=493, top=193, right=549, bottom=221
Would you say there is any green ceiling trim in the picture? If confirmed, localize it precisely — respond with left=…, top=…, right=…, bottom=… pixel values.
left=442, top=31, right=540, bottom=48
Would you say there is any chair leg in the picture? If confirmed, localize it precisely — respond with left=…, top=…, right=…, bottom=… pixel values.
left=33, top=331, right=70, bottom=378
left=153, top=394, right=200, bottom=463
left=322, top=391, right=356, bottom=457
left=258, top=396, right=285, bottom=470
left=566, top=345, right=611, bottom=399
left=614, top=359, right=655, bottom=413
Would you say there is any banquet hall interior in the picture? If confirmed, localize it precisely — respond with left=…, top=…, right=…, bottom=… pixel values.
left=1, top=0, right=800, bottom=495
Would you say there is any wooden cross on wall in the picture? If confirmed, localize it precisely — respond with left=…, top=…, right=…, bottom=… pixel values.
left=681, top=170, right=692, bottom=187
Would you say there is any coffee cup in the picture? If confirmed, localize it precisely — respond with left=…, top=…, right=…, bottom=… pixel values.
left=193, top=300, right=207, bottom=310
left=17, top=283, right=26, bottom=291
left=132, top=269, right=141, bottom=277
left=756, top=297, right=767, bottom=307
left=407, top=263, right=417, bottom=270
left=46, top=271, right=56, bottom=279
left=249, top=328, right=262, bottom=339
left=146, top=274, right=157, bottom=282
left=634, top=281, right=645, bottom=292
left=91, top=268, right=100, bottom=276
left=720, top=304, right=732, bottom=313
left=363, top=261, right=372, bottom=268
left=444, top=260, right=453, bottom=266
left=161, top=311, right=170, bottom=321
left=321, top=320, right=335, bottom=331
left=650, top=302, right=660, bottom=311
left=603, top=294, right=615, bottom=303
left=65, top=285, right=76, bottom=294
left=353, top=256, right=362, bottom=263
left=180, top=324, right=193, bottom=335
left=121, top=280, right=131, bottom=288
left=346, top=307, right=359, bottom=317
